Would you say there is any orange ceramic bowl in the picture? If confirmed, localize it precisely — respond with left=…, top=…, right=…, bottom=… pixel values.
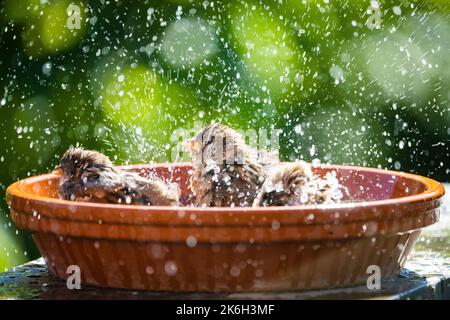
left=6, top=163, right=445, bottom=292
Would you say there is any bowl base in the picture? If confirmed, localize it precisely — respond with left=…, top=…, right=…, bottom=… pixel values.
left=34, top=230, right=421, bottom=292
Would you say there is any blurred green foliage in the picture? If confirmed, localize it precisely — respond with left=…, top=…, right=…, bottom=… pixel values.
left=0, top=0, right=449, bottom=270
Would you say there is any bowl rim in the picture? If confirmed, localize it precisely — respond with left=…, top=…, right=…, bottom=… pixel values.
left=6, top=162, right=445, bottom=214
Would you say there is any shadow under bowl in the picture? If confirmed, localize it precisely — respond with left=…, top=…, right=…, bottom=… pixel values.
left=6, top=163, right=445, bottom=292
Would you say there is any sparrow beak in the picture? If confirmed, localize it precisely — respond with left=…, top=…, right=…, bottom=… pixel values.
left=182, top=138, right=195, bottom=152
left=52, top=166, right=63, bottom=176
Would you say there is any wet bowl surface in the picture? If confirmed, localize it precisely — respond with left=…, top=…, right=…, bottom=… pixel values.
left=6, top=163, right=445, bottom=292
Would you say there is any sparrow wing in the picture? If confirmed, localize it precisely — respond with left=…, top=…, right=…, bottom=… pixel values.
left=190, top=169, right=214, bottom=207
left=79, top=169, right=179, bottom=206
left=120, top=172, right=181, bottom=206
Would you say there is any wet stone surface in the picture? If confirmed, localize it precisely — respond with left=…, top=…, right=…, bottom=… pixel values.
left=1, top=184, right=448, bottom=300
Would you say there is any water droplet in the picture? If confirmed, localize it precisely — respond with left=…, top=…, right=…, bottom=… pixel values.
left=186, top=236, right=197, bottom=248
left=164, top=261, right=178, bottom=276
left=392, top=6, right=402, bottom=15
left=272, top=220, right=280, bottom=230
left=230, top=266, right=240, bottom=277
left=42, top=62, right=52, bottom=76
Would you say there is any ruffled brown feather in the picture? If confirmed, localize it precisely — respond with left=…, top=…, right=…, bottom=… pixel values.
left=57, top=148, right=180, bottom=206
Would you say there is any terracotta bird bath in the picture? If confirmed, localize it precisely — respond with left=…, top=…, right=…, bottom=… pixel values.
left=5, top=163, right=445, bottom=292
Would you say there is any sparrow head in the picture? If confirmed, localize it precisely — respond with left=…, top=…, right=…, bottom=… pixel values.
left=183, top=123, right=251, bottom=164
left=183, top=123, right=224, bottom=155
left=54, top=148, right=113, bottom=180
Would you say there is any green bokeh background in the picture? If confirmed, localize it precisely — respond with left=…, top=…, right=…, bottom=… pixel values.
left=0, top=0, right=449, bottom=271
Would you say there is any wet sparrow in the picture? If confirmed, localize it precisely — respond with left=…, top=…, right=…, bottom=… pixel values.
left=184, top=123, right=266, bottom=207
left=54, top=148, right=180, bottom=206
left=253, top=161, right=342, bottom=207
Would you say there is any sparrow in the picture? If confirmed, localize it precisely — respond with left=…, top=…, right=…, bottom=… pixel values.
left=253, top=161, right=342, bottom=207
left=183, top=123, right=266, bottom=207
left=53, top=148, right=180, bottom=206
